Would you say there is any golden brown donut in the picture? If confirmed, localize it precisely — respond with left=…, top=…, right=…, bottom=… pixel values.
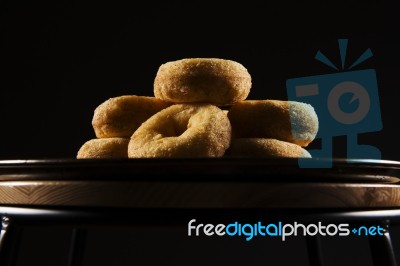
left=227, top=100, right=318, bottom=147
left=154, top=58, right=252, bottom=105
left=92, top=95, right=171, bottom=138
left=77, top=138, right=129, bottom=159
left=128, top=104, right=231, bottom=158
left=225, top=138, right=311, bottom=158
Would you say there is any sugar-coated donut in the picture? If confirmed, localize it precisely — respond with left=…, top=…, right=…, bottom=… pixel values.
left=154, top=58, right=252, bottom=105
left=128, top=104, right=231, bottom=158
left=228, top=100, right=318, bottom=147
left=92, top=95, right=171, bottom=138
left=225, top=138, right=311, bottom=158
left=77, top=138, right=129, bottom=159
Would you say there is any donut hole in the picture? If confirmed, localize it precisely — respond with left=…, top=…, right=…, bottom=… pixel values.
left=157, top=110, right=208, bottom=140
left=156, top=114, right=191, bottom=138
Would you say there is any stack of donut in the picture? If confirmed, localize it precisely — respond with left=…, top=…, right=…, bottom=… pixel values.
left=77, top=58, right=318, bottom=159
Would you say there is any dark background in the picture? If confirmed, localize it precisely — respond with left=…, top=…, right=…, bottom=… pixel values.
left=1, top=1, right=400, bottom=266
left=1, top=1, right=398, bottom=160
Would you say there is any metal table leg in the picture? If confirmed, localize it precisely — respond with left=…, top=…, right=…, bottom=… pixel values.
left=306, top=236, right=324, bottom=266
left=0, top=216, right=21, bottom=266
left=0, top=216, right=10, bottom=251
left=369, top=222, right=397, bottom=266
left=67, top=228, right=87, bottom=266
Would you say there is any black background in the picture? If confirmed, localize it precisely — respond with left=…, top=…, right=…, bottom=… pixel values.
left=1, top=1, right=398, bottom=160
left=1, top=1, right=400, bottom=265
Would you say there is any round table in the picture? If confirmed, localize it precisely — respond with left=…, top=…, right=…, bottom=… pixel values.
left=0, top=158, right=399, bottom=265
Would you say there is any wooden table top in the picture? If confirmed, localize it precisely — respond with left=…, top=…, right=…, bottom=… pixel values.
left=0, top=158, right=399, bottom=209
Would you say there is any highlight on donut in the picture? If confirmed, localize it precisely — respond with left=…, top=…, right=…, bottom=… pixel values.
left=227, top=100, right=318, bottom=147
left=76, top=57, right=319, bottom=159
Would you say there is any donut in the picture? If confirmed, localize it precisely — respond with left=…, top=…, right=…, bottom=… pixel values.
left=128, top=104, right=231, bottom=158
left=225, top=138, right=311, bottom=158
left=154, top=58, right=252, bottom=105
left=92, top=95, right=171, bottom=138
left=227, top=100, right=318, bottom=147
left=77, top=138, right=129, bottom=159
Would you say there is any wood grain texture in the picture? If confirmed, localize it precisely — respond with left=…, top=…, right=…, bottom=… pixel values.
left=0, top=181, right=400, bottom=209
